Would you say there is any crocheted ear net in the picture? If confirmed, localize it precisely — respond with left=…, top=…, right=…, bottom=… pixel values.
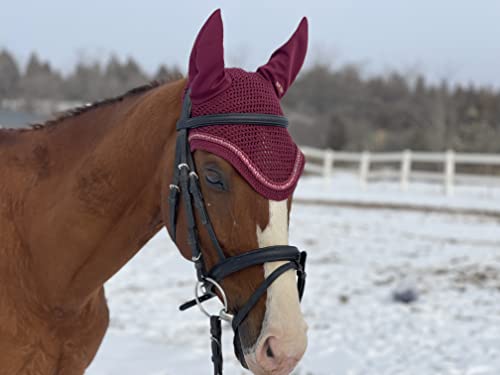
left=188, top=68, right=304, bottom=201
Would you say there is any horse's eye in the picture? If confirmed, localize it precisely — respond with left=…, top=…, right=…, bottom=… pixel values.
left=204, top=169, right=226, bottom=190
left=206, top=170, right=221, bottom=184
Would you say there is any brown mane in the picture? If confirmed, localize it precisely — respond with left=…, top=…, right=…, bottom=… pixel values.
left=2, top=80, right=166, bottom=133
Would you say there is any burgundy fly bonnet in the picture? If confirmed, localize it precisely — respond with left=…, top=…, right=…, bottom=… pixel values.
left=186, top=9, right=308, bottom=200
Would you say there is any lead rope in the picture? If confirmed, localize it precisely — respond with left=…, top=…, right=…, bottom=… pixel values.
left=210, top=316, right=223, bottom=375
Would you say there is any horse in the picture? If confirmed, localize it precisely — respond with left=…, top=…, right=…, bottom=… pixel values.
left=0, top=9, right=309, bottom=375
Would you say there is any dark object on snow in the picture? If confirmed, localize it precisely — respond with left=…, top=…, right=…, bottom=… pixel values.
left=338, top=294, right=349, bottom=304
left=392, top=278, right=418, bottom=303
left=392, top=287, right=418, bottom=304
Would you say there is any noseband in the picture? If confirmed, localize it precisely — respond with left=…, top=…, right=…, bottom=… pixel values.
left=168, top=91, right=307, bottom=375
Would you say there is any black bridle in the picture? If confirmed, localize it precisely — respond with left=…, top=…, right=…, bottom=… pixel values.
left=168, top=91, right=307, bottom=375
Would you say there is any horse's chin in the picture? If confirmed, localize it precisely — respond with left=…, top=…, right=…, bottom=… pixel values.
left=243, top=352, right=263, bottom=375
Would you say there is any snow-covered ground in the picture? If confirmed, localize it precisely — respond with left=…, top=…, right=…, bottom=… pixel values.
left=87, top=176, right=500, bottom=375
left=295, top=173, right=500, bottom=214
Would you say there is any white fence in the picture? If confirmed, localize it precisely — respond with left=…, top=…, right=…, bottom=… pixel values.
left=301, top=147, right=500, bottom=196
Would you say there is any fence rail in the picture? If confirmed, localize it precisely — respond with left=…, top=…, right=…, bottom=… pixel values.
left=301, top=146, right=500, bottom=196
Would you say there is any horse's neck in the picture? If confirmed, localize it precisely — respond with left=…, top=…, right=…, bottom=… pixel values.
left=17, top=79, right=185, bottom=309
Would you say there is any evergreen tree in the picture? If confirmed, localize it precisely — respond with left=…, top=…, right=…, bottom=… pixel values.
left=154, top=64, right=183, bottom=82
left=20, top=52, right=63, bottom=100
left=0, top=49, right=21, bottom=99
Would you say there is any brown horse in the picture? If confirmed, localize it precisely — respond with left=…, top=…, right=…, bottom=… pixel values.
left=0, top=10, right=308, bottom=375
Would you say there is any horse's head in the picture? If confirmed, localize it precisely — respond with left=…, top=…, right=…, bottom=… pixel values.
left=164, top=10, right=308, bottom=375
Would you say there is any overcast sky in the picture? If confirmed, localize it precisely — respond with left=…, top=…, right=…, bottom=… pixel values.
left=2, top=0, right=499, bottom=87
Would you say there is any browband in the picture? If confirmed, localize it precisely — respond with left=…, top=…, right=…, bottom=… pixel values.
left=177, top=113, right=289, bottom=130
left=176, top=90, right=289, bottom=130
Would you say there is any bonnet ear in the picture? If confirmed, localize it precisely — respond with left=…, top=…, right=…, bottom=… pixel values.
left=188, top=9, right=231, bottom=103
left=257, top=17, right=308, bottom=98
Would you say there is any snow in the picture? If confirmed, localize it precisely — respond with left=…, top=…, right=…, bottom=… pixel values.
left=87, top=176, right=500, bottom=375
left=295, top=173, right=500, bottom=214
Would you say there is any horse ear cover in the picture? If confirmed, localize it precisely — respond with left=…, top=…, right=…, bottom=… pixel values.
left=189, top=10, right=308, bottom=102
left=188, top=9, right=231, bottom=103
left=185, top=11, right=308, bottom=201
left=257, top=17, right=308, bottom=98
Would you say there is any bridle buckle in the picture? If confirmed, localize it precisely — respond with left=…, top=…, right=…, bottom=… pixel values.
left=169, top=184, right=180, bottom=192
left=178, top=162, right=190, bottom=171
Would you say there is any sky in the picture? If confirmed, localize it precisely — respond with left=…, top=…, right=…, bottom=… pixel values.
left=1, top=0, right=500, bottom=87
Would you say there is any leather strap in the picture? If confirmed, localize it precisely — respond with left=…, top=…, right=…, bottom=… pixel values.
left=175, top=91, right=288, bottom=131
left=167, top=132, right=186, bottom=242
left=231, top=262, right=299, bottom=332
left=210, top=316, right=223, bottom=375
left=177, top=113, right=289, bottom=130
left=188, top=168, right=226, bottom=260
left=178, top=246, right=306, bottom=312
left=232, top=261, right=300, bottom=369
left=208, top=246, right=301, bottom=281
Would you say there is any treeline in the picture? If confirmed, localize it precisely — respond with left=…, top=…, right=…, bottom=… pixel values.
left=0, top=49, right=182, bottom=102
left=284, top=64, right=500, bottom=153
left=1, top=48, right=500, bottom=153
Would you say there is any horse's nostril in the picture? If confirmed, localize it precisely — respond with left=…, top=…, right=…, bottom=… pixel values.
left=256, top=335, right=302, bottom=373
left=266, top=344, right=275, bottom=358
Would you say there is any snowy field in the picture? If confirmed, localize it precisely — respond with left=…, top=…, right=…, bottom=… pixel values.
left=87, top=177, right=500, bottom=375
left=295, top=173, right=500, bottom=214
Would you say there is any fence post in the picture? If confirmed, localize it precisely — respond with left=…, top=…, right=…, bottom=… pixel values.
left=359, top=151, right=371, bottom=189
left=322, top=149, right=334, bottom=186
left=444, top=149, right=455, bottom=196
left=400, top=149, right=412, bottom=191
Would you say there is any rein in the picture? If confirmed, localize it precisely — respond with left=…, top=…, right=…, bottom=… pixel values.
left=168, top=91, right=307, bottom=375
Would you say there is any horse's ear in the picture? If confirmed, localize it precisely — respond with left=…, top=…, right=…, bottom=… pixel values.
left=257, top=17, right=308, bottom=99
left=188, top=9, right=230, bottom=103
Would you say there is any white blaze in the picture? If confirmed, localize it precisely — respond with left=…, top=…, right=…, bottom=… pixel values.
left=254, top=199, right=307, bottom=348
left=257, top=199, right=289, bottom=247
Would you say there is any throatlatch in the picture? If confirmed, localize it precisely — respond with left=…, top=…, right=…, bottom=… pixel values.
left=168, top=91, right=307, bottom=375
